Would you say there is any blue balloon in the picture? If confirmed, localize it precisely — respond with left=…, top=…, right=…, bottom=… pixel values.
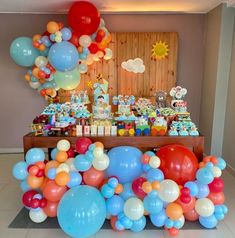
left=150, top=209, right=167, bottom=227
left=131, top=216, right=146, bottom=232
left=51, top=148, right=58, bottom=160
left=199, top=215, right=218, bottom=228
left=120, top=183, right=135, bottom=200
left=48, top=41, right=79, bottom=72
left=221, top=204, right=228, bottom=214
left=25, top=148, right=45, bottom=165
left=12, top=161, right=28, bottom=180
left=214, top=213, right=224, bottom=221
left=101, top=184, right=114, bottom=198
left=147, top=168, right=164, bottom=182
left=119, top=216, right=133, bottom=229
left=107, top=146, right=143, bottom=183
left=41, top=36, right=52, bottom=47
left=20, top=180, right=30, bottom=192
left=58, top=186, right=106, bottom=238
left=165, top=218, right=174, bottom=228
left=61, top=28, right=72, bottom=41
left=10, top=37, right=40, bottom=67
left=184, top=181, right=199, bottom=196
left=174, top=220, right=182, bottom=229
left=47, top=168, right=56, bottom=180
left=217, top=157, right=226, bottom=170
left=83, top=47, right=90, bottom=54
left=115, top=220, right=125, bottom=231
left=195, top=181, right=209, bottom=198
left=196, top=168, right=214, bottom=185
left=85, top=151, right=94, bottom=161
left=142, top=164, right=151, bottom=172
left=79, top=53, right=87, bottom=60
left=42, top=82, right=53, bottom=89
left=31, top=76, right=38, bottom=82
left=143, top=195, right=163, bottom=214
left=108, top=177, right=119, bottom=188
left=106, top=195, right=124, bottom=216
left=214, top=205, right=223, bottom=215
left=67, top=171, right=82, bottom=188
left=74, top=154, right=92, bottom=172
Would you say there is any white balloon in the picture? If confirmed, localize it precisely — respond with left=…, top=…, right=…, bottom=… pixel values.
left=104, top=48, right=112, bottom=60
left=56, top=163, right=70, bottom=173
left=212, top=166, right=222, bottom=177
left=78, top=63, right=88, bottom=74
left=149, top=156, right=161, bottom=168
left=93, top=147, right=104, bottom=159
left=124, top=197, right=144, bottom=221
left=79, top=35, right=92, bottom=48
left=29, top=81, right=40, bottom=89
left=92, top=154, right=109, bottom=171
left=158, top=179, right=180, bottom=203
left=65, top=158, right=77, bottom=171
left=195, top=198, right=215, bottom=217
left=29, top=209, right=47, bottom=223
left=178, top=215, right=185, bottom=229
left=57, top=139, right=70, bottom=151
left=86, top=54, right=94, bottom=65
left=35, top=56, right=48, bottom=68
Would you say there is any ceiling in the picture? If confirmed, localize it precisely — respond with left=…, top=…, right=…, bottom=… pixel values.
left=0, top=0, right=234, bottom=14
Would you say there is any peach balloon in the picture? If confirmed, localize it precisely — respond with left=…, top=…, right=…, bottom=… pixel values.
left=184, top=208, right=199, bottom=221
left=56, top=151, right=68, bottom=163
left=207, top=192, right=225, bottom=205
left=176, top=197, right=196, bottom=213
left=55, top=171, right=70, bottom=186
left=27, top=175, right=44, bottom=189
left=47, top=21, right=59, bottom=34
left=35, top=161, right=46, bottom=170
left=83, top=167, right=105, bottom=187
left=115, top=184, right=123, bottom=194
left=45, top=161, right=60, bottom=176
left=43, top=201, right=58, bottom=217
left=152, top=181, right=160, bottom=190
left=94, top=142, right=104, bottom=149
left=142, top=181, right=152, bottom=194
left=166, top=203, right=183, bottom=220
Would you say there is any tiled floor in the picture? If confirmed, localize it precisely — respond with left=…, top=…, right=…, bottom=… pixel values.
left=0, top=153, right=235, bottom=238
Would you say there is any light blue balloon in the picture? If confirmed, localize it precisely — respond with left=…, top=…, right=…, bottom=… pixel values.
left=119, top=216, right=133, bottom=229
left=143, top=195, right=163, bottom=214
left=108, top=177, right=119, bottom=188
left=217, top=157, right=226, bottom=170
left=106, top=195, right=124, bottom=216
left=185, top=181, right=199, bottom=196
left=83, top=47, right=90, bottom=54
left=221, top=204, right=228, bottom=214
left=85, top=151, right=94, bottom=161
left=120, top=183, right=135, bottom=200
left=107, top=146, right=143, bottom=183
left=195, top=181, right=209, bottom=198
left=214, top=213, right=224, bottom=221
left=145, top=151, right=155, bottom=157
left=48, top=168, right=56, bottom=180
left=214, top=205, right=223, bottom=215
left=51, top=148, right=58, bottom=160
left=74, top=154, right=92, bottom=172
left=61, top=28, right=72, bottom=41
left=165, top=218, right=174, bottom=228
left=20, top=180, right=30, bottom=192
left=79, top=53, right=87, bottom=60
left=150, top=209, right=167, bottom=227
left=174, top=220, right=182, bottom=229
left=10, top=37, right=40, bottom=67
left=101, top=184, right=114, bottom=198
left=48, top=41, right=79, bottom=72
left=25, top=148, right=45, bottom=165
left=12, top=161, right=28, bottom=180
left=199, top=215, right=218, bottom=228
left=142, top=164, right=151, bottom=172
left=196, top=168, right=214, bottom=185
left=67, top=171, right=82, bottom=188
left=31, top=76, right=38, bottom=82
left=115, top=220, right=125, bottom=231
left=41, top=36, right=52, bottom=47
left=42, top=82, right=53, bottom=89
left=131, top=216, right=146, bottom=232
left=58, top=186, right=106, bottom=238
left=147, top=168, right=164, bottom=182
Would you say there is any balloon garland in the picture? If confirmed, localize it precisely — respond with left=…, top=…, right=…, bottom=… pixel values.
left=9, top=1, right=112, bottom=101
left=13, top=139, right=228, bottom=238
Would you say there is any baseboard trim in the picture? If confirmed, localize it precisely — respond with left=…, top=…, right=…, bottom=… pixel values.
left=226, top=163, right=235, bottom=177
left=0, top=148, right=24, bottom=154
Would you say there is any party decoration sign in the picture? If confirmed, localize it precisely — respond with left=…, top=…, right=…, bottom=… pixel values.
left=151, top=41, right=169, bottom=60
left=121, top=58, right=145, bottom=73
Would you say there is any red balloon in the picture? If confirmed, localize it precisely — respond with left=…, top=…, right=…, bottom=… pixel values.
left=83, top=167, right=105, bottom=187
left=132, top=177, right=147, bottom=199
left=31, top=198, right=40, bottom=209
left=208, top=178, right=224, bottom=193
left=207, top=192, right=225, bottom=205
left=43, top=200, right=58, bottom=217
left=184, top=208, right=199, bottom=221
left=176, top=196, right=196, bottom=213
left=67, top=148, right=75, bottom=158
left=68, top=1, right=100, bottom=35
left=181, top=187, right=190, bottom=196
left=42, top=180, right=67, bottom=202
left=180, top=195, right=191, bottom=204
left=39, top=198, right=47, bottom=208
left=75, top=137, right=92, bottom=154
left=36, top=169, right=44, bottom=177
left=168, top=228, right=179, bottom=236
left=88, top=43, right=99, bottom=54
left=95, top=34, right=103, bottom=43
left=22, top=190, right=37, bottom=207
left=157, top=144, right=198, bottom=185
left=69, top=32, right=81, bottom=47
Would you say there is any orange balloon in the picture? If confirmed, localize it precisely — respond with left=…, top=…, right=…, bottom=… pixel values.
left=115, top=184, right=123, bottom=194
left=35, top=161, right=46, bottom=170
left=83, top=167, right=105, bottom=187
left=45, top=161, right=60, bottom=176
left=39, top=44, right=46, bottom=51
left=28, top=165, right=39, bottom=176
left=203, top=156, right=213, bottom=163
left=46, top=88, right=53, bottom=95
left=98, top=39, right=108, bottom=50
left=43, top=201, right=58, bottom=217
left=27, top=175, right=44, bottom=189
left=40, top=177, right=49, bottom=191
left=55, top=171, right=70, bottom=186
left=94, top=142, right=104, bottom=149
left=106, top=34, right=112, bottom=43
left=207, top=192, right=225, bottom=205
left=78, top=46, right=83, bottom=53
left=25, top=74, right=31, bottom=81
left=166, top=203, right=183, bottom=220
left=56, top=151, right=68, bottom=163
left=141, top=154, right=150, bottom=164
left=199, top=162, right=205, bottom=168
left=47, top=21, right=59, bottom=34
left=43, top=180, right=67, bottom=202
left=142, top=181, right=152, bottom=193
left=168, top=228, right=179, bottom=236
left=32, top=67, right=40, bottom=78
left=152, top=181, right=160, bottom=190
left=32, top=34, right=41, bottom=42
left=210, top=157, right=218, bottom=165
left=176, top=197, right=196, bottom=213
left=184, top=208, right=199, bottom=221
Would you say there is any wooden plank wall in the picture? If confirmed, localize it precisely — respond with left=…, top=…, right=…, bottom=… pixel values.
left=58, top=32, right=178, bottom=102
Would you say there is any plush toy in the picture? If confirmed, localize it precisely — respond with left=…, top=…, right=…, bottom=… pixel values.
left=155, top=91, right=167, bottom=108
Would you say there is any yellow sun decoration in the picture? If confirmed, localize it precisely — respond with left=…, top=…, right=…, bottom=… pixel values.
left=151, top=41, right=169, bottom=60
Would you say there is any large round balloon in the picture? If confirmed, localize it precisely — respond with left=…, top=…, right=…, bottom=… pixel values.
left=58, top=185, right=106, bottom=238
left=54, top=68, right=80, bottom=90
left=68, top=1, right=100, bottom=35
left=10, top=37, right=40, bottom=67
left=157, top=144, right=198, bottom=185
left=48, top=41, right=79, bottom=72
left=107, top=146, right=143, bottom=183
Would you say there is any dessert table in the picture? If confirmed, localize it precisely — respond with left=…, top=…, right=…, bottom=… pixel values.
left=23, top=133, right=204, bottom=161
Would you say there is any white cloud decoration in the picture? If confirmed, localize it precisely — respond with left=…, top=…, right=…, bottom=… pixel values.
left=121, top=58, right=145, bottom=73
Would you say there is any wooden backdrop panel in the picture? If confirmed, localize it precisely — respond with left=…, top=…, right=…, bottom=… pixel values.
left=58, top=32, right=178, bottom=102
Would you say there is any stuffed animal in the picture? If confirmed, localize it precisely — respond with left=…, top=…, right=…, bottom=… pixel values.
left=155, top=91, right=167, bottom=108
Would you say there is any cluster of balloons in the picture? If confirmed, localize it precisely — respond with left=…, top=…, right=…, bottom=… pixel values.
left=10, top=1, right=113, bottom=100
left=13, top=142, right=228, bottom=237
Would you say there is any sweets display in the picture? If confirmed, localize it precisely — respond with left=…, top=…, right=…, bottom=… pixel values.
left=31, top=84, right=199, bottom=137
